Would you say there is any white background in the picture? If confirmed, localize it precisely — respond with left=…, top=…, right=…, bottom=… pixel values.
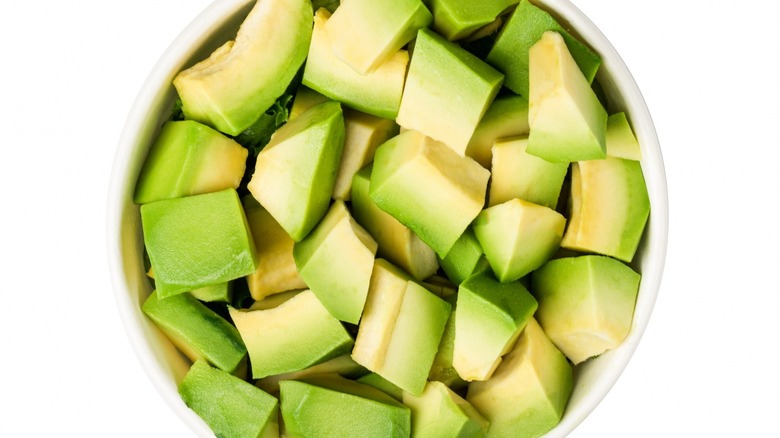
left=1, top=0, right=778, bottom=436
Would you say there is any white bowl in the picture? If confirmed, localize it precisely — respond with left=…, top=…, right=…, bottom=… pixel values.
left=107, top=1, right=668, bottom=436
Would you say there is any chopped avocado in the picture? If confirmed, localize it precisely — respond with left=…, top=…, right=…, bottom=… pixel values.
left=248, top=289, right=300, bottom=310
left=467, top=318, right=573, bottom=438
left=173, top=0, right=312, bottom=135
left=561, top=157, right=650, bottom=262
left=134, top=120, right=248, bottom=204
left=464, top=94, right=530, bottom=169
left=289, top=85, right=329, bottom=119
left=303, top=9, right=409, bottom=119
left=189, top=282, right=232, bottom=303
left=606, top=112, right=642, bottom=160
left=357, top=373, right=404, bottom=402
left=370, top=130, right=490, bottom=257
left=486, top=0, right=601, bottom=98
left=473, top=198, right=566, bottom=282
left=325, top=0, right=431, bottom=74
left=489, top=136, right=569, bottom=209
left=351, top=165, right=438, bottom=280
left=179, top=360, right=278, bottom=438
left=396, top=28, right=504, bottom=156
left=427, top=0, right=517, bottom=41
left=403, top=381, right=488, bottom=438
left=256, top=354, right=364, bottom=395
left=293, top=200, right=378, bottom=324
left=453, top=272, right=537, bottom=381
left=142, top=290, right=246, bottom=374
left=229, top=290, right=354, bottom=379
left=439, top=228, right=485, bottom=285
left=428, top=295, right=467, bottom=390
left=247, top=100, right=345, bottom=242
left=280, top=375, right=411, bottom=438
left=532, top=255, right=641, bottom=364
left=243, top=196, right=306, bottom=301
left=422, top=275, right=458, bottom=299
left=140, top=189, right=257, bottom=298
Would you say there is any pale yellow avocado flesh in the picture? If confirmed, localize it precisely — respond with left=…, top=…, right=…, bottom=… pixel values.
left=606, top=112, right=642, bottom=160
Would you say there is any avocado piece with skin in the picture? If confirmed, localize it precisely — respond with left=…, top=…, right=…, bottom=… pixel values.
left=173, top=0, right=313, bottom=135
left=247, top=100, right=345, bottom=242
left=464, top=94, right=530, bottom=169
left=606, top=112, right=642, bottom=160
left=397, top=28, right=504, bottom=156
left=293, top=200, right=378, bottom=324
left=532, top=255, right=640, bottom=364
left=280, top=375, right=411, bottom=438
left=403, top=380, right=489, bottom=438
left=179, top=360, right=278, bottom=438
left=467, top=318, right=573, bottom=438
left=427, top=0, right=517, bottom=41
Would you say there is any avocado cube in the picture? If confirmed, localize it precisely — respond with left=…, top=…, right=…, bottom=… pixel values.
left=428, top=295, right=467, bottom=390
left=140, top=189, right=258, bottom=298
left=606, top=112, right=642, bottom=161
left=256, top=354, right=365, bottom=395
left=438, top=228, right=485, bottom=285
left=370, top=130, right=490, bottom=257
left=189, top=282, right=232, bottom=303
left=465, top=94, right=530, bottom=169
left=179, top=360, right=278, bottom=438
left=397, top=28, right=504, bottom=156
left=247, top=100, right=345, bottom=242
left=428, top=0, right=517, bottom=40
left=532, top=255, right=641, bottom=364
left=229, top=290, right=354, bottom=379
left=293, top=200, right=378, bottom=324
left=403, top=381, right=488, bottom=438
left=486, top=0, right=601, bottom=98
left=289, top=85, right=330, bottom=119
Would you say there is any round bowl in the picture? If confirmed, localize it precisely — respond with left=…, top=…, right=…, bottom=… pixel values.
left=107, top=1, right=668, bottom=436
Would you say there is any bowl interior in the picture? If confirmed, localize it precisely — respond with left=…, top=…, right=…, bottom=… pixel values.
left=107, top=1, right=667, bottom=436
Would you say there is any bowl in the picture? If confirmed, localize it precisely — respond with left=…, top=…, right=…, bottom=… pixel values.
left=107, top=0, right=668, bottom=436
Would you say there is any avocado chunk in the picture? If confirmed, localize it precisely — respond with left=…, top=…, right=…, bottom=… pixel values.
left=428, top=0, right=517, bottom=41
left=189, top=282, right=232, bottom=303
left=243, top=196, right=306, bottom=301
left=397, top=28, right=504, bottom=156
left=527, top=31, right=607, bottom=163
left=134, top=120, right=247, bottom=204
left=352, top=259, right=452, bottom=396
left=370, top=130, right=490, bottom=257
left=403, top=381, right=488, bottom=438
left=357, top=373, right=404, bottom=402
left=473, top=198, right=566, bottom=282
left=464, top=94, right=530, bottom=169
left=325, top=0, right=431, bottom=74
left=256, top=354, right=364, bottom=395
left=173, top=0, right=312, bottom=135
left=280, top=375, right=411, bottom=438
left=303, top=9, right=409, bottom=119
left=247, top=100, right=345, bottom=242
left=142, top=290, right=246, bottom=374
left=428, top=295, right=467, bottom=390
left=290, top=85, right=329, bottom=119
left=453, top=272, right=537, bottom=381
left=179, top=360, right=278, bottom=438
left=293, top=200, right=378, bottom=324
left=229, top=290, right=354, bottom=379
left=561, top=157, right=650, bottom=262
left=486, top=0, right=601, bottom=98
left=606, top=112, right=642, bottom=160
left=532, top=255, right=641, bottom=364
left=439, top=228, right=485, bottom=286
left=140, top=189, right=257, bottom=298
left=351, top=165, right=438, bottom=280
left=467, top=318, right=573, bottom=438
left=489, top=136, right=569, bottom=209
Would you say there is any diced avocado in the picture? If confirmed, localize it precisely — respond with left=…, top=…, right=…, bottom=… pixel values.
left=134, top=120, right=247, bottom=204
left=527, top=31, right=607, bottom=163
left=532, top=255, right=640, bottom=364
left=190, top=282, right=232, bottom=303
left=243, top=196, right=306, bottom=301
left=453, top=272, right=537, bottom=381
left=486, top=0, right=601, bottom=98
left=473, top=198, right=566, bottom=282
left=561, top=157, right=650, bottom=262
left=397, top=28, right=504, bottom=156
left=464, top=94, right=529, bottom=169
left=370, top=130, right=490, bottom=257
left=142, top=290, right=246, bottom=374
left=489, top=136, right=569, bottom=209
left=229, top=290, right=354, bottom=379
left=290, top=85, right=329, bottom=119
left=179, top=361, right=277, bottom=438
left=325, top=0, right=431, bottom=74
left=351, top=165, right=438, bottom=280
left=403, top=381, right=488, bottom=438
left=173, top=0, right=312, bottom=135
left=256, top=354, right=364, bottom=395
left=248, top=290, right=300, bottom=310
left=439, top=228, right=485, bottom=285
left=293, top=200, right=378, bottom=324
left=353, top=259, right=452, bottom=396
left=606, top=112, right=642, bottom=160
left=140, top=189, right=257, bottom=298
left=467, top=318, right=573, bottom=438
left=280, top=375, right=411, bottom=438
left=247, top=100, right=345, bottom=242
left=427, top=0, right=517, bottom=41
left=303, top=9, right=408, bottom=119
left=357, top=373, right=404, bottom=402
left=428, top=295, right=467, bottom=390
left=332, top=109, right=399, bottom=201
